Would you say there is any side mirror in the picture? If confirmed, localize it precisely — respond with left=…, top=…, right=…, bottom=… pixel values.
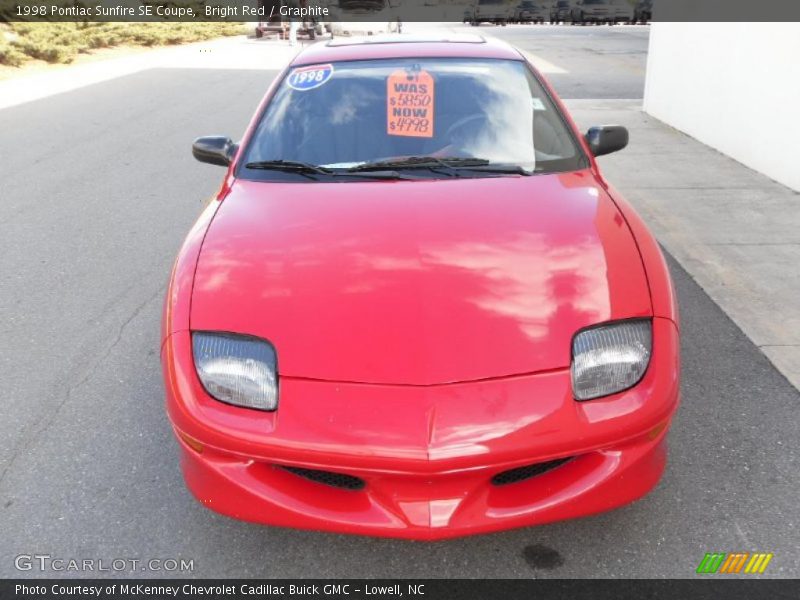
left=192, top=136, right=238, bottom=167
left=584, top=125, right=628, bottom=157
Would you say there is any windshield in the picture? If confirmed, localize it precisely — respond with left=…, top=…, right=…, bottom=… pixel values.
left=240, top=58, right=586, bottom=182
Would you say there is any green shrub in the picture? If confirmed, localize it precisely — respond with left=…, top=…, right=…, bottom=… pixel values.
left=13, top=37, right=76, bottom=63
left=4, top=22, right=245, bottom=67
left=0, top=42, right=27, bottom=67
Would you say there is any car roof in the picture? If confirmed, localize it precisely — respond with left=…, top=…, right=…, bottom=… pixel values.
left=291, top=34, right=524, bottom=67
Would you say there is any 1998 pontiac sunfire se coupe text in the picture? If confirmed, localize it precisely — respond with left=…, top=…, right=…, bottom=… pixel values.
left=161, top=35, right=680, bottom=539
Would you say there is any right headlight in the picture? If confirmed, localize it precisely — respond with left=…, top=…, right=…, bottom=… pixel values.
left=570, top=319, right=652, bottom=401
left=192, top=332, right=278, bottom=411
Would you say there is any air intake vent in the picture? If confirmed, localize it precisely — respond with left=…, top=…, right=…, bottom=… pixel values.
left=279, top=466, right=366, bottom=490
left=491, top=457, right=573, bottom=486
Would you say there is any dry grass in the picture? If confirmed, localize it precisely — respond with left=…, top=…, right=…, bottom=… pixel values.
left=0, top=22, right=245, bottom=67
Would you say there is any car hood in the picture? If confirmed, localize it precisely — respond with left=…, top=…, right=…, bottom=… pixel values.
left=191, top=172, right=651, bottom=385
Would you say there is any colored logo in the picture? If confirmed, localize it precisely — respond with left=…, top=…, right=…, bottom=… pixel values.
left=696, top=552, right=773, bottom=574
left=287, top=64, right=334, bottom=91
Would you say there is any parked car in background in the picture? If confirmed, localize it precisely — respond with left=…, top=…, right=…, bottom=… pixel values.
left=463, top=5, right=475, bottom=22
left=632, top=0, right=652, bottom=22
left=512, top=0, right=547, bottom=23
left=470, top=0, right=512, bottom=25
left=329, top=0, right=402, bottom=36
left=571, top=0, right=624, bottom=24
left=550, top=0, right=575, bottom=22
left=255, top=0, right=326, bottom=39
left=610, top=0, right=635, bottom=22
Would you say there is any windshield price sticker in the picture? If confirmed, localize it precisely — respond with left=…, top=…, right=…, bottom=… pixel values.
left=387, top=69, right=435, bottom=138
left=287, top=64, right=334, bottom=91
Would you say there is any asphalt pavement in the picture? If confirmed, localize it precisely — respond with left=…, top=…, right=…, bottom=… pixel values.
left=1, top=26, right=798, bottom=578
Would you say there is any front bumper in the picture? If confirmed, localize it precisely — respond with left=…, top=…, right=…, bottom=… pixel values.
left=163, top=317, right=679, bottom=539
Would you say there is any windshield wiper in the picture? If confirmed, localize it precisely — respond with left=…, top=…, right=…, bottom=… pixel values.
left=348, top=156, right=491, bottom=173
left=243, top=157, right=520, bottom=181
left=348, top=156, right=532, bottom=177
left=246, top=159, right=420, bottom=181
left=335, top=171, right=418, bottom=180
left=245, top=160, right=333, bottom=174
left=462, top=164, right=533, bottom=176
left=244, top=160, right=333, bottom=181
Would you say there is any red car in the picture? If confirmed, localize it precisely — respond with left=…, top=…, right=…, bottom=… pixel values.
left=162, top=34, right=680, bottom=539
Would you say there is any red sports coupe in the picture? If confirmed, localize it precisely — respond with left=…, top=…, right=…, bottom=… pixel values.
left=162, top=34, right=680, bottom=539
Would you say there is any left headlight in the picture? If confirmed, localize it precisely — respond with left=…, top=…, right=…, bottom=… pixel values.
left=570, top=319, right=652, bottom=401
left=192, top=332, right=278, bottom=411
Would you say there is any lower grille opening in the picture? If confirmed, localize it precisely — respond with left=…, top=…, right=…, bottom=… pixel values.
left=278, top=466, right=366, bottom=491
left=491, top=457, right=573, bottom=486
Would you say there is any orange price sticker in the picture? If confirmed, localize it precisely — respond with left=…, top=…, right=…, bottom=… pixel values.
left=387, top=69, right=435, bottom=138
